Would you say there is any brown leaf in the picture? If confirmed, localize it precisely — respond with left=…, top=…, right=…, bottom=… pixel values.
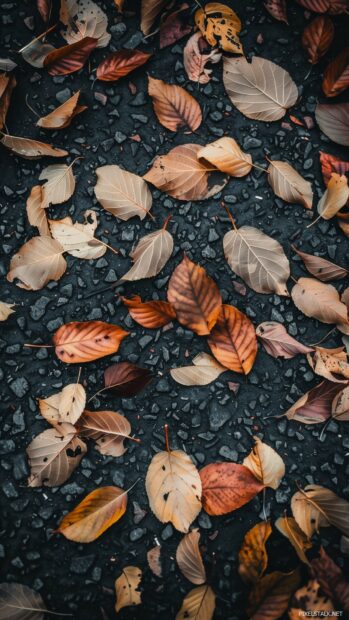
left=115, top=566, right=142, bottom=613
left=167, top=255, right=222, bottom=336
left=195, top=3, right=242, bottom=54
left=26, top=186, right=50, bottom=236
left=238, top=521, right=272, bottom=585
left=267, top=160, right=313, bottom=210
left=140, top=0, right=167, bottom=35
left=148, top=76, right=202, bottom=133
left=7, top=236, right=67, bottom=291
left=49, top=210, right=107, bottom=260
left=147, top=546, right=162, bottom=577
left=296, top=0, right=330, bottom=11
left=332, top=384, right=349, bottom=421
left=0, top=133, right=68, bottom=158
left=319, top=151, right=349, bottom=187
left=52, top=321, right=129, bottom=364
left=37, top=91, right=86, bottom=129
left=44, top=37, right=98, bottom=76
left=94, top=164, right=152, bottom=221
left=77, top=409, right=136, bottom=457
left=275, top=516, right=312, bottom=565
left=183, top=32, right=222, bottom=85
left=292, top=245, right=348, bottom=281
left=57, top=485, right=128, bottom=542
left=0, top=73, right=16, bottom=130
left=207, top=304, right=258, bottom=374
left=292, top=484, right=349, bottom=538
left=311, top=548, right=349, bottom=612
left=0, top=583, right=47, bottom=619
left=103, top=362, right=153, bottom=397
left=323, top=47, right=349, bottom=97
left=256, top=321, right=314, bottom=359
left=302, top=16, right=334, bottom=64
left=122, top=226, right=174, bottom=280
left=170, top=352, right=226, bottom=386
left=39, top=383, right=86, bottom=426
left=288, top=579, right=335, bottom=619
left=291, top=277, right=349, bottom=325
left=39, top=163, right=76, bottom=209
left=199, top=462, right=264, bottom=516
left=315, top=102, right=349, bottom=146
left=121, top=295, right=176, bottom=328
left=307, top=346, right=349, bottom=382
left=243, top=437, right=285, bottom=490
left=176, top=585, right=216, bottom=620
left=176, top=529, right=206, bottom=585
left=284, top=379, right=345, bottom=424
left=159, top=5, right=192, bottom=49
left=60, top=0, right=110, bottom=48
left=264, top=0, right=288, bottom=23
left=197, top=137, right=252, bottom=177
left=96, top=49, right=152, bottom=82
left=317, top=173, right=349, bottom=220
left=248, top=569, right=301, bottom=620
left=37, top=0, right=51, bottom=21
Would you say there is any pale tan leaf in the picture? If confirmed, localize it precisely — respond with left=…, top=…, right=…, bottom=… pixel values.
left=26, top=185, right=50, bottom=236
left=317, top=173, right=349, bottom=220
left=243, top=437, right=285, bottom=490
left=292, top=245, right=348, bottom=282
left=332, top=385, right=349, bottom=421
left=94, top=164, right=152, bottom=221
left=267, top=160, right=313, bottom=209
left=223, top=225, right=290, bottom=295
left=58, top=383, right=86, bottom=424
left=61, top=0, right=110, bottom=48
left=315, top=102, right=349, bottom=147
left=170, top=352, right=226, bottom=386
left=176, top=529, right=206, bottom=585
left=38, top=393, right=61, bottom=426
left=176, top=585, right=215, bottom=620
left=115, top=566, right=142, bottom=613
left=223, top=56, right=298, bottom=122
left=0, top=301, right=15, bottom=321
left=21, top=38, right=56, bottom=68
left=307, top=346, right=349, bottom=382
left=275, top=516, right=312, bottom=565
left=291, top=484, right=349, bottom=538
left=37, top=91, right=86, bottom=129
left=7, top=236, right=67, bottom=291
left=49, top=210, right=107, bottom=259
left=78, top=409, right=134, bottom=457
left=147, top=546, right=162, bottom=577
left=0, top=133, right=68, bottom=158
left=0, top=583, right=47, bottom=619
left=183, top=32, right=222, bottom=84
left=39, top=163, right=76, bottom=209
left=291, top=277, right=349, bottom=325
left=288, top=580, right=334, bottom=620
left=148, top=76, right=202, bottom=132
left=197, top=137, right=252, bottom=177
left=256, top=321, right=314, bottom=359
left=122, top=227, right=173, bottom=281
left=146, top=449, right=202, bottom=533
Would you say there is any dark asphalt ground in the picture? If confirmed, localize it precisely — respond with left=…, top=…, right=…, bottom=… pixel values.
left=0, top=0, right=349, bottom=618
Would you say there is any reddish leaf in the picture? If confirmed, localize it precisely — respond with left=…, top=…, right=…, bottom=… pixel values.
left=256, top=321, right=314, bottom=359
left=53, top=321, right=128, bottom=364
left=0, top=73, right=16, bottom=130
left=160, top=5, right=192, bottom=49
left=285, top=380, right=345, bottom=424
left=297, top=0, right=329, bottom=12
left=207, top=304, right=257, bottom=374
left=37, top=0, right=51, bottom=21
left=104, top=362, right=153, bottom=397
left=319, top=151, right=349, bottom=186
left=96, top=49, right=152, bottom=82
left=264, top=0, right=288, bottom=24
left=311, top=548, right=349, bottom=612
left=44, top=37, right=98, bottom=76
left=302, top=16, right=334, bottom=65
left=200, top=462, right=264, bottom=516
left=323, top=48, right=349, bottom=98
left=121, top=295, right=176, bottom=328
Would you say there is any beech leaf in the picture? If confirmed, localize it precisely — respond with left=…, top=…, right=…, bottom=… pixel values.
left=122, top=226, right=174, bottom=281
left=315, top=102, right=349, bottom=146
left=94, top=164, right=152, bottom=221
left=197, top=137, right=253, bottom=177
left=292, top=245, right=348, bottom=281
left=170, top=352, right=226, bottom=386
left=96, top=49, right=151, bottom=81
left=122, top=295, right=176, bottom=329
left=148, top=76, right=202, bottom=132
left=284, top=379, right=344, bottom=424
left=43, top=36, right=98, bottom=76
left=302, top=15, right=334, bottom=64
left=176, top=529, right=206, bottom=585
left=103, top=362, right=153, bottom=397
left=78, top=409, right=136, bottom=457
left=7, top=236, right=67, bottom=291
left=316, top=173, right=349, bottom=220
left=291, top=277, right=349, bottom=325
left=52, top=320, right=129, bottom=364
left=39, top=383, right=86, bottom=426
left=243, top=437, right=285, bottom=490
left=37, top=91, right=86, bottom=129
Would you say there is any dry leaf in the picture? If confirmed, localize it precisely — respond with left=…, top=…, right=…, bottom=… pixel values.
left=332, top=385, right=349, bottom=421
left=311, top=548, right=349, bottom=613
left=167, top=255, right=222, bottom=336
left=176, top=529, right=206, bottom=585
left=207, top=304, right=258, bottom=374
left=183, top=32, right=222, bottom=85
left=267, top=160, right=313, bottom=210
left=315, top=102, right=349, bottom=146
left=223, top=56, right=298, bottom=122
left=199, top=462, right=264, bottom=516
left=0, top=583, right=47, bottom=620
left=144, top=144, right=228, bottom=201
left=0, top=133, right=68, bottom=158
left=140, top=0, right=167, bottom=34
left=37, top=91, right=86, bottom=129
left=197, top=137, right=252, bottom=177
left=39, top=383, right=86, bottom=426
left=122, top=226, right=173, bottom=281
left=291, top=484, right=349, bottom=537
left=323, top=47, right=349, bottom=97
left=0, top=73, right=16, bottom=130
left=319, top=151, right=349, bottom=188
left=7, top=236, right=67, bottom=291
left=317, top=173, right=349, bottom=220
left=94, top=164, right=152, bottom=221
left=256, top=322, right=314, bottom=359
left=146, top=448, right=202, bottom=533
left=288, top=579, right=335, bottom=620
left=248, top=569, right=301, bottom=620
left=176, top=585, right=215, bottom=620
left=96, top=49, right=151, bottom=81
left=39, top=163, right=76, bottom=209
left=243, top=437, right=285, bottom=490
left=224, top=225, right=290, bottom=296
left=121, top=295, right=176, bottom=328
left=284, top=379, right=344, bottom=424
left=103, top=362, right=153, bottom=397
left=291, top=277, right=349, bottom=325
left=57, top=485, right=128, bottom=542
left=61, top=0, right=110, bottom=48
left=37, top=0, right=51, bottom=21
left=27, top=423, right=87, bottom=487
left=264, top=0, right=288, bottom=23
left=159, top=5, right=192, bottom=49
left=302, top=16, right=334, bottom=64
left=275, top=516, right=312, bottom=565
left=147, top=546, right=162, bottom=577
left=115, top=566, right=142, bottom=613
left=26, top=186, right=50, bottom=236
left=238, top=521, right=272, bottom=585
left=170, top=352, right=226, bottom=386
left=53, top=320, right=129, bottom=363
left=292, top=245, right=348, bottom=281
left=195, top=3, right=242, bottom=54
left=44, top=36, right=98, bottom=76
left=21, top=39, right=56, bottom=68
left=78, top=409, right=135, bottom=457
left=0, top=301, right=15, bottom=321
left=49, top=210, right=107, bottom=259
left=307, top=346, right=349, bottom=382
left=148, top=76, right=202, bottom=132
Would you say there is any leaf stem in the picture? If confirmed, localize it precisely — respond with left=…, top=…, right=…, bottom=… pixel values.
left=306, top=214, right=321, bottom=229
left=308, top=327, right=336, bottom=347
left=99, top=240, right=119, bottom=255
left=221, top=204, right=238, bottom=231
left=164, top=424, right=171, bottom=452
left=162, top=214, right=172, bottom=230
left=24, top=343, right=53, bottom=348
left=18, top=23, right=57, bottom=54
left=251, top=162, right=268, bottom=174
left=25, top=94, right=40, bottom=118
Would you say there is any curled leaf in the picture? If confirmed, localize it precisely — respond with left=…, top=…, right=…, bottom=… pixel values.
left=0, top=133, right=68, bottom=159
left=291, top=277, right=349, bottom=325
left=7, top=236, right=66, bottom=291
left=238, top=521, right=272, bottom=585
left=307, top=346, right=349, bottom=382
left=26, top=186, right=50, bottom=236
left=43, top=36, right=98, bottom=76
left=183, top=32, right=222, bottom=85
left=284, top=379, right=344, bottom=424
left=122, top=295, right=176, bottom=328
left=103, top=362, right=153, bottom=397
left=49, top=210, right=107, bottom=259
left=195, top=3, right=242, bottom=54
left=197, top=137, right=252, bottom=177
left=267, top=160, right=313, bottom=210
left=291, top=484, right=349, bottom=538
left=275, top=516, right=312, bottom=565
left=122, top=226, right=174, bottom=281
left=37, top=91, right=86, bottom=129
left=332, top=384, right=349, bottom=421
left=256, top=322, right=314, bottom=359
left=39, top=383, right=86, bottom=426
left=0, top=301, right=15, bottom=321
left=61, top=0, right=110, bottom=48
left=170, top=352, right=226, bottom=386
left=316, top=173, right=349, bottom=220
left=176, top=529, right=206, bottom=585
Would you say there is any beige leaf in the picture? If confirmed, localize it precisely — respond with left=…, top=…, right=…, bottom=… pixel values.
left=0, top=583, right=47, bottom=619
left=148, top=76, right=202, bottom=132
left=288, top=580, right=334, bottom=620
left=122, top=226, right=173, bottom=281
left=38, top=392, right=61, bottom=426
left=147, top=545, right=162, bottom=577
left=332, top=385, right=349, bottom=421
left=37, top=91, right=86, bottom=129
left=115, top=566, right=142, bottom=613
left=275, top=516, right=312, bottom=565
left=197, top=137, right=252, bottom=177
left=77, top=409, right=135, bottom=457
left=49, top=210, right=107, bottom=259
left=223, top=56, right=298, bottom=122
left=243, top=437, right=285, bottom=490
left=39, top=163, right=76, bottom=209
left=21, top=38, right=56, bottom=68
left=291, top=278, right=349, bottom=326
left=94, top=164, right=152, bottom=221
left=183, top=32, right=222, bottom=85
left=27, top=423, right=87, bottom=487
left=0, top=301, right=15, bottom=321
left=317, top=173, right=349, bottom=220
left=307, top=346, right=349, bottom=382
left=291, top=484, right=349, bottom=538
left=223, top=225, right=290, bottom=296
left=145, top=448, right=202, bottom=533
left=170, top=352, right=226, bottom=386
left=0, top=133, right=68, bottom=159
left=267, top=160, right=313, bottom=210
left=176, top=585, right=216, bottom=620
left=176, top=529, right=206, bottom=585
left=61, top=0, right=110, bottom=48
left=7, top=236, right=67, bottom=291
left=58, top=383, right=86, bottom=424
left=26, top=185, right=50, bottom=236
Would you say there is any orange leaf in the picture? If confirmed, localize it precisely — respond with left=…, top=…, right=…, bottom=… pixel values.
left=238, top=521, right=272, bottom=584
left=121, top=295, right=176, bottom=328
left=96, top=49, right=152, bottom=82
left=301, top=16, right=334, bottom=64
left=52, top=320, right=129, bottom=364
left=44, top=37, right=98, bottom=76
left=148, top=76, right=202, bottom=132
left=207, top=304, right=257, bottom=374
left=200, top=462, right=264, bottom=516
left=323, top=47, right=349, bottom=97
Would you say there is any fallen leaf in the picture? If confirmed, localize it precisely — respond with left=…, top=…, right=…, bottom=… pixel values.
left=170, top=352, right=226, bottom=386
left=49, top=210, right=107, bottom=259
left=195, top=3, right=242, bottom=54
left=21, top=39, right=56, bottom=68
left=176, top=585, right=215, bottom=620
left=94, top=164, right=152, bottom=221
left=340, top=535, right=349, bottom=553
left=243, top=437, right=285, bottom=490
left=7, top=236, right=67, bottom=291
left=224, top=225, right=290, bottom=295
left=248, top=569, right=301, bottom=620
left=0, top=301, right=15, bottom=321
left=122, top=226, right=174, bottom=281
left=315, top=102, right=349, bottom=146
left=307, top=346, right=349, bottom=382
left=61, top=0, right=110, bottom=48
left=288, top=579, right=335, bottom=619
left=284, top=379, right=344, bottom=424
left=0, top=133, right=68, bottom=158
left=267, top=160, right=313, bottom=210
left=199, top=462, right=264, bottom=516
left=238, top=521, right=272, bottom=585
left=97, top=49, right=152, bottom=81
left=53, top=321, right=129, bottom=364
left=115, top=566, right=142, bottom=613
left=148, top=76, right=202, bottom=133
left=223, top=56, right=298, bottom=122
left=264, top=0, right=288, bottom=23
left=147, top=546, right=162, bottom=577
left=256, top=322, right=314, bottom=359
left=0, top=73, right=16, bottom=130
left=0, top=583, right=47, bottom=619
left=26, top=186, right=50, bottom=236
left=27, top=423, right=87, bottom=487
left=39, top=383, right=86, bottom=426
left=316, top=173, right=349, bottom=220
left=291, top=277, right=349, bottom=325
left=146, top=446, right=202, bottom=533
left=332, top=384, right=349, bottom=421
left=122, top=295, right=176, bottom=328
left=292, top=245, right=348, bottom=281
left=78, top=410, right=135, bottom=457
left=275, top=516, right=312, bottom=565
left=319, top=151, right=349, bottom=188
left=144, top=144, right=228, bottom=201
left=57, top=485, right=128, bottom=542
left=291, top=484, right=349, bottom=537
left=323, top=47, right=349, bottom=97
left=37, top=91, right=86, bottom=129
left=311, top=548, right=349, bottom=612
left=44, top=36, right=97, bottom=75
left=140, top=0, right=167, bottom=34
left=197, top=137, right=253, bottom=177
left=302, top=15, right=334, bottom=64
left=296, top=0, right=330, bottom=11
left=207, top=304, right=257, bottom=374
left=39, top=162, right=76, bottom=209
left=103, top=362, right=153, bottom=397
left=167, top=255, right=222, bottom=336
left=37, top=0, right=51, bottom=21
left=183, top=32, right=222, bottom=84
left=176, top=529, right=206, bottom=585
left=159, top=5, right=192, bottom=49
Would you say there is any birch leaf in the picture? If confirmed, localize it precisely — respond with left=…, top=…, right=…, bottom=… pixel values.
left=7, top=236, right=67, bottom=291
left=49, top=210, right=107, bottom=259
left=267, top=160, right=313, bottom=210
left=94, top=164, right=152, bottom=221
left=77, top=409, right=135, bottom=457
left=170, top=352, right=226, bottom=386
left=39, top=163, right=76, bottom=209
